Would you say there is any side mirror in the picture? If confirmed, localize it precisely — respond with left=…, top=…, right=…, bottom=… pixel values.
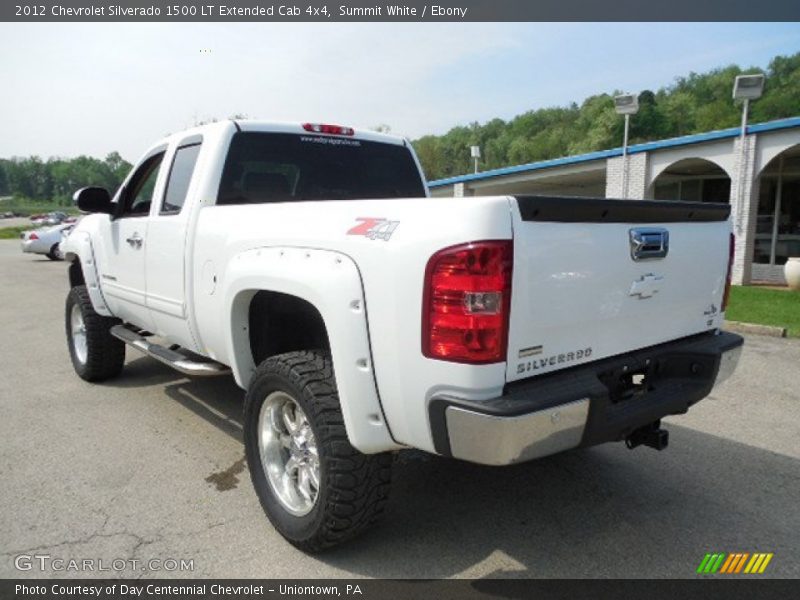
left=73, top=187, right=112, bottom=214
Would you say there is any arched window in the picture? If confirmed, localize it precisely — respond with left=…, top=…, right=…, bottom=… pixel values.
left=755, top=145, right=800, bottom=266
left=651, top=158, right=731, bottom=203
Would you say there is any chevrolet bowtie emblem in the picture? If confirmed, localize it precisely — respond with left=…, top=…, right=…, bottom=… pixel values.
left=630, top=273, right=664, bottom=299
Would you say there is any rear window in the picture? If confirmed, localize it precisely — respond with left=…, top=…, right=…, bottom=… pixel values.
left=217, top=132, right=425, bottom=205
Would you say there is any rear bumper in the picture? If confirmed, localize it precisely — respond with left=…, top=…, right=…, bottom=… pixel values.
left=21, top=239, right=47, bottom=254
left=429, top=331, right=743, bottom=466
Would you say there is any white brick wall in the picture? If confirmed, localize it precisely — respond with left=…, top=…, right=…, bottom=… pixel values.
left=605, top=153, right=648, bottom=199
left=453, top=182, right=475, bottom=197
left=729, top=135, right=758, bottom=285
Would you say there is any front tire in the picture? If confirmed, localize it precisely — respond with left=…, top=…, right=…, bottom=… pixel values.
left=66, top=285, right=125, bottom=382
left=244, top=351, right=392, bottom=552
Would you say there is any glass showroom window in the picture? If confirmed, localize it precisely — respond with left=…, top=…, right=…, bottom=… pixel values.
left=652, top=159, right=731, bottom=203
left=755, top=152, right=800, bottom=266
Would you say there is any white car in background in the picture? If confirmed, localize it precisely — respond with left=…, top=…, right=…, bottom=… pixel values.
left=20, top=223, right=74, bottom=260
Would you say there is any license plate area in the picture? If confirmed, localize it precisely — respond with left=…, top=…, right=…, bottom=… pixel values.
left=599, top=361, right=660, bottom=405
left=598, top=351, right=716, bottom=405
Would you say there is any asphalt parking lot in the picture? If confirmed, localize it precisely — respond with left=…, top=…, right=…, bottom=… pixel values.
left=0, top=239, right=798, bottom=579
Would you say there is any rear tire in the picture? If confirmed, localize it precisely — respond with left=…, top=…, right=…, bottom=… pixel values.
left=66, top=285, right=125, bottom=382
left=244, top=350, right=392, bottom=552
left=47, top=243, right=63, bottom=261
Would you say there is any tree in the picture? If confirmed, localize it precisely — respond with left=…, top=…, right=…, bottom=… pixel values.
left=0, top=160, right=9, bottom=196
left=104, top=152, right=132, bottom=189
left=412, top=51, right=800, bottom=180
left=630, top=90, right=667, bottom=142
left=0, top=154, right=132, bottom=203
left=752, top=54, right=800, bottom=123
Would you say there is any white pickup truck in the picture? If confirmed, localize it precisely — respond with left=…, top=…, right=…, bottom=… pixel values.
left=63, top=120, right=743, bottom=551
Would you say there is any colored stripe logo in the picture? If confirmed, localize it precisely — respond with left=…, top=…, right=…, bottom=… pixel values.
left=697, top=552, right=773, bottom=574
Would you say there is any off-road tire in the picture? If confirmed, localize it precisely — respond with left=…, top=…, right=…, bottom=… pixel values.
left=66, top=285, right=125, bottom=382
left=244, top=350, right=392, bottom=552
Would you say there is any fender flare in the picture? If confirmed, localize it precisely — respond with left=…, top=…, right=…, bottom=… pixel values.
left=223, top=246, right=400, bottom=454
left=63, top=231, right=113, bottom=317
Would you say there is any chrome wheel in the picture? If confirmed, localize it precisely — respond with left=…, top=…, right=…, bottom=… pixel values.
left=258, top=391, right=320, bottom=516
left=70, top=303, right=87, bottom=365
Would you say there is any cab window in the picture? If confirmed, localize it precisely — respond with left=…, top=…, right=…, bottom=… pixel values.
left=161, top=143, right=202, bottom=214
left=120, top=152, right=165, bottom=217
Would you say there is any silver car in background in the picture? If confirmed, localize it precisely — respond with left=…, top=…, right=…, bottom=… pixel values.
left=20, top=223, right=74, bottom=261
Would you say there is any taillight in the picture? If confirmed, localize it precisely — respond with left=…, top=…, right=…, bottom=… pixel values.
left=29, top=232, right=38, bottom=240
left=301, top=123, right=355, bottom=136
left=722, top=233, right=735, bottom=311
left=422, top=241, right=513, bottom=364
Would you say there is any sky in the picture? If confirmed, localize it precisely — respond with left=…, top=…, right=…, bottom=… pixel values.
left=1, top=22, right=799, bottom=162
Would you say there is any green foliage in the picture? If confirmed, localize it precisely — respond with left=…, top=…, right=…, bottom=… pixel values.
left=0, top=161, right=9, bottom=196
left=0, top=153, right=132, bottom=206
left=413, top=52, right=800, bottom=181
left=0, top=198, right=80, bottom=217
left=0, top=226, right=31, bottom=240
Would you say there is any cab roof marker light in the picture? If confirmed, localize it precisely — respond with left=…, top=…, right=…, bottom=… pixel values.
left=301, top=123, right=355, bottom=136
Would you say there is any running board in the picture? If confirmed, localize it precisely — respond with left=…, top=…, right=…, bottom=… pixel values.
left=110, top=325, right=230, bottom=377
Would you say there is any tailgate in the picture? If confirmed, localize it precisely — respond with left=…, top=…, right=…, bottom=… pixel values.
left=506, top=196, right=731, bottom=383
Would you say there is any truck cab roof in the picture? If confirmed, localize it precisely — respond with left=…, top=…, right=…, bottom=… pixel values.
left=146, top=120, right=408, bottom=158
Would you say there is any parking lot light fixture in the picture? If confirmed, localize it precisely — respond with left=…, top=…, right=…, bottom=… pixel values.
left=614, top=93, right=639, bottom=199
left=470, top=145, right=481, bottom=174
left=733, top=74, right=765, bottom=142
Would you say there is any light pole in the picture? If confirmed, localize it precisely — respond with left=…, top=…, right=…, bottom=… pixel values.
left=470, top=145, right=481, bottom=174
left=732, top=74, right=765, bottom=236
left=614, top=93, right=639, bottom=198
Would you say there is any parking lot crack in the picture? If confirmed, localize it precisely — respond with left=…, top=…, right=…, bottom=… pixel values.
left=2, top=530, right=145, bottom=559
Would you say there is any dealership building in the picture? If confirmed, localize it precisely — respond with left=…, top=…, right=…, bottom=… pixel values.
left=428, top=116, right=800, bottom=285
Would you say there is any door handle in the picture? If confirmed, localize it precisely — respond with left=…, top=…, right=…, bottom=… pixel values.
left=126, top=233, right=143, bottom=249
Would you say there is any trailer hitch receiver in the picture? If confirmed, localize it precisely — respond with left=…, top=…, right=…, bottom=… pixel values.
left=625, top=420, right=669, bottom=451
